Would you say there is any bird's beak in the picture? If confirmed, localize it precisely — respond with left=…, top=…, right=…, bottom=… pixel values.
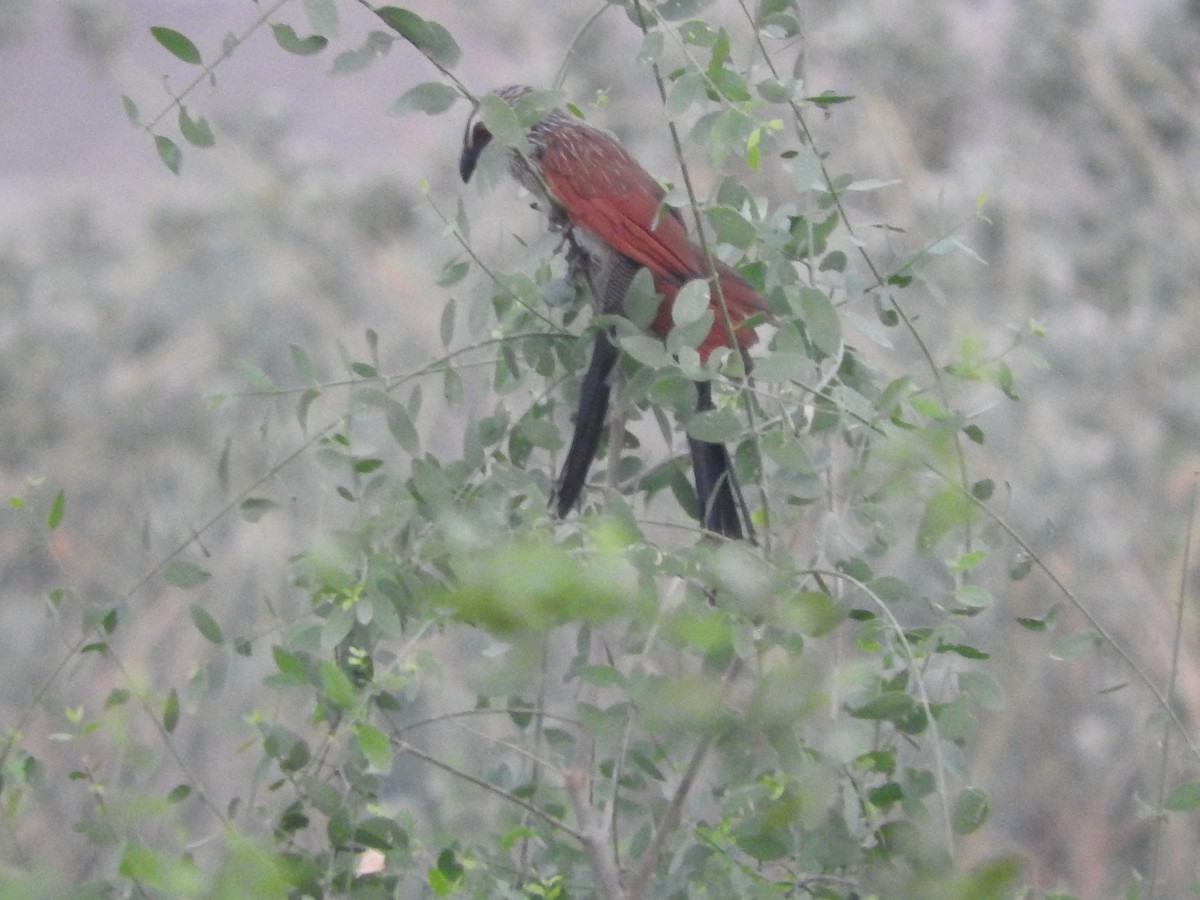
left=459, top=119, right=492, bottom=182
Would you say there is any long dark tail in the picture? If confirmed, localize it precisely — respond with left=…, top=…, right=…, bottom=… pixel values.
left=688, top=381, right=744, bottom=540
left=552, top=247, right=639, bottom=518
left=552, top=328, right=619, bottom=518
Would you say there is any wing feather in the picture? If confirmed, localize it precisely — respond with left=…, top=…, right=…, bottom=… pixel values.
left=538, top=123, right=769, bottom=359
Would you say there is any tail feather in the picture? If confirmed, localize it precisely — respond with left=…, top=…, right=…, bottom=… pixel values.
left=689, top=381, right=744, bottom=540
left=552, top=329, right=619, bottom=518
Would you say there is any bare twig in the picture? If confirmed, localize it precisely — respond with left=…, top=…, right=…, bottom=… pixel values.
left=627, top=657, right=745, bottom=898
left=566, top=727, right=627, bottom=900
left=144, top=0, right=293, bottom=134
left=955, top=472, right=1200, bottom=763
left=1145, top=470, right=1200, bottom=900
left=392, top=736, right=585, bottom=843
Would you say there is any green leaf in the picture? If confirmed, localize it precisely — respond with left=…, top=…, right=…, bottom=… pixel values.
left=756, top=78, right=794, bottom=103
left=178, top=106, right=214, bottom=147
left=297, top=387, right=320, bottom=431
left=121, top=94, right=140, bottom=125
left=916, top=486, right=976, bottom=554
left=302, top=0, right=340, bottom=37
left=270, top=23, right=328, bottom=56
left=353, top=458, right=384, bottom=474
left=438, top=260, right=468, bottom=289
left=808, top=90, right=855, bottom=108
left=164, top=560, right=209, bottom=589
left=939, top=642, right=990, bottom=660
left=666, top=72, right=706, bottom=118
left=959, top=670, right=1005, bottom=711
left=235, top=360, right=273, bottom=391
left=798, top=286, right=841, bottom=357
left=846, top=177, right=901, bottom=193
left=848, top=691, right=916, bottom=722
left=705, top=205, right=756, bottom=249
left=331, top=30, right=394, bottom=75
left=430, top=849, right=465, bottom=895
left=271, top=646, right=310, bottom=686
left=150, top=26, right=202, bottom=65
left=949, top=549, right=987, bottom=572
left=119, top=842, right=203, bottom=894
left=709, top=67, right=751, bottom=103
left=375, top=7, right=461, bottom=68
left=734, top=827, right=790, bottom=861
left=47, top=489, right=65, bottom=529
left=189, top=605, right=224, bottom=644
left=154, top=135, right=182, bottom=174
left=746, top=126, right=763, bottom=170
left=819, top=249, right=847, bottom=272
left=1052, top=629, right=1102, bottom=661
left=438, top=295, right=457, bottom=347
left=954, top=584, right=992, bottom=611
left=162, top=688, right=180, bottom=733
left=1016, top=614, right=1048, bottom=631
left=356, top=723, right=393, bottom=773
left=320, top=660, right=356, bottom=710
left=216, top=438, right=231, bottom=493
left=390, top=81, right=459, bottom=116
left=618, top=334, right=672, bottom=369
left=288, top=343, right=316, bottom=381
left=671, top=279, right=711, bottom=327
left=659, top=0, right=713, bottom=20
left=1165, top=781, right=1200, bottom=811
left=240, top=497, right=277, bottom=522
left=783, top=591, right=844, bottom=636
left=638, top=30, right=664, bottom=64
left=686, top=405, right=744, bottom=443
left=953, top=788, right=990, bottom=834
left=264, top=725, right=311, bottom=773
left=750, top=351, right=808, bottom=383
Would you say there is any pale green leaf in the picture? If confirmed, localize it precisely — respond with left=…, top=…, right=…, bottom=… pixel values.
left=271, top=22, right=328, bottom=56
left=375, top=7, right=460, bottom=68
left=150, top=26, right=201, bottom=65
left=164, top=560, right=210, bottom=589
left=390, top=81, right=458, bottom=116
left=356, top=723, right=393, bottom=772
left=189, top=605, right=224, bottom=644
left=154, top=135, right=182, bottom=174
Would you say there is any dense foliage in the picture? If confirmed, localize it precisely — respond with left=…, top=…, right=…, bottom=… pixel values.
left=2, top=1, right=1198, bottom=898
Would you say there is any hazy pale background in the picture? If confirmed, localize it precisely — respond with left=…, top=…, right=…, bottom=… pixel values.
left=3, top=0, right=1200, bottom=893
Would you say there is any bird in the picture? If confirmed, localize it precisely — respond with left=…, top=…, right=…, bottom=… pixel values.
left=459, top=85, right=768, bottom=539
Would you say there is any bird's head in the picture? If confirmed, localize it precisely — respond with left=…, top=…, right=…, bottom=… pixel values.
left=459, top=85, right=559, bottom=183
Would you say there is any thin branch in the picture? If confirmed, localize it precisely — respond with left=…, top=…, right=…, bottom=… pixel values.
left=1144, top=470, right=1199, bottom=900
left=553, top=4, right=614, bottom=91
left=810, top=569, right=956, bottom=857
left=627, top=656, right=744, bottom=898
left=424, top=189, right=566, bottom=333
left=956, top=472, right=1200, bottom=763
left=392, top=736, right=585, bottom=843
left=352, top=0, right=475, bottom=101
left=566, top=673, right=628, bottom=900
left=143, top=0, right=293, bottom=134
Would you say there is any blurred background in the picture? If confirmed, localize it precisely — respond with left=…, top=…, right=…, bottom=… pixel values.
left=2, top=0, right=1199, bottom=893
